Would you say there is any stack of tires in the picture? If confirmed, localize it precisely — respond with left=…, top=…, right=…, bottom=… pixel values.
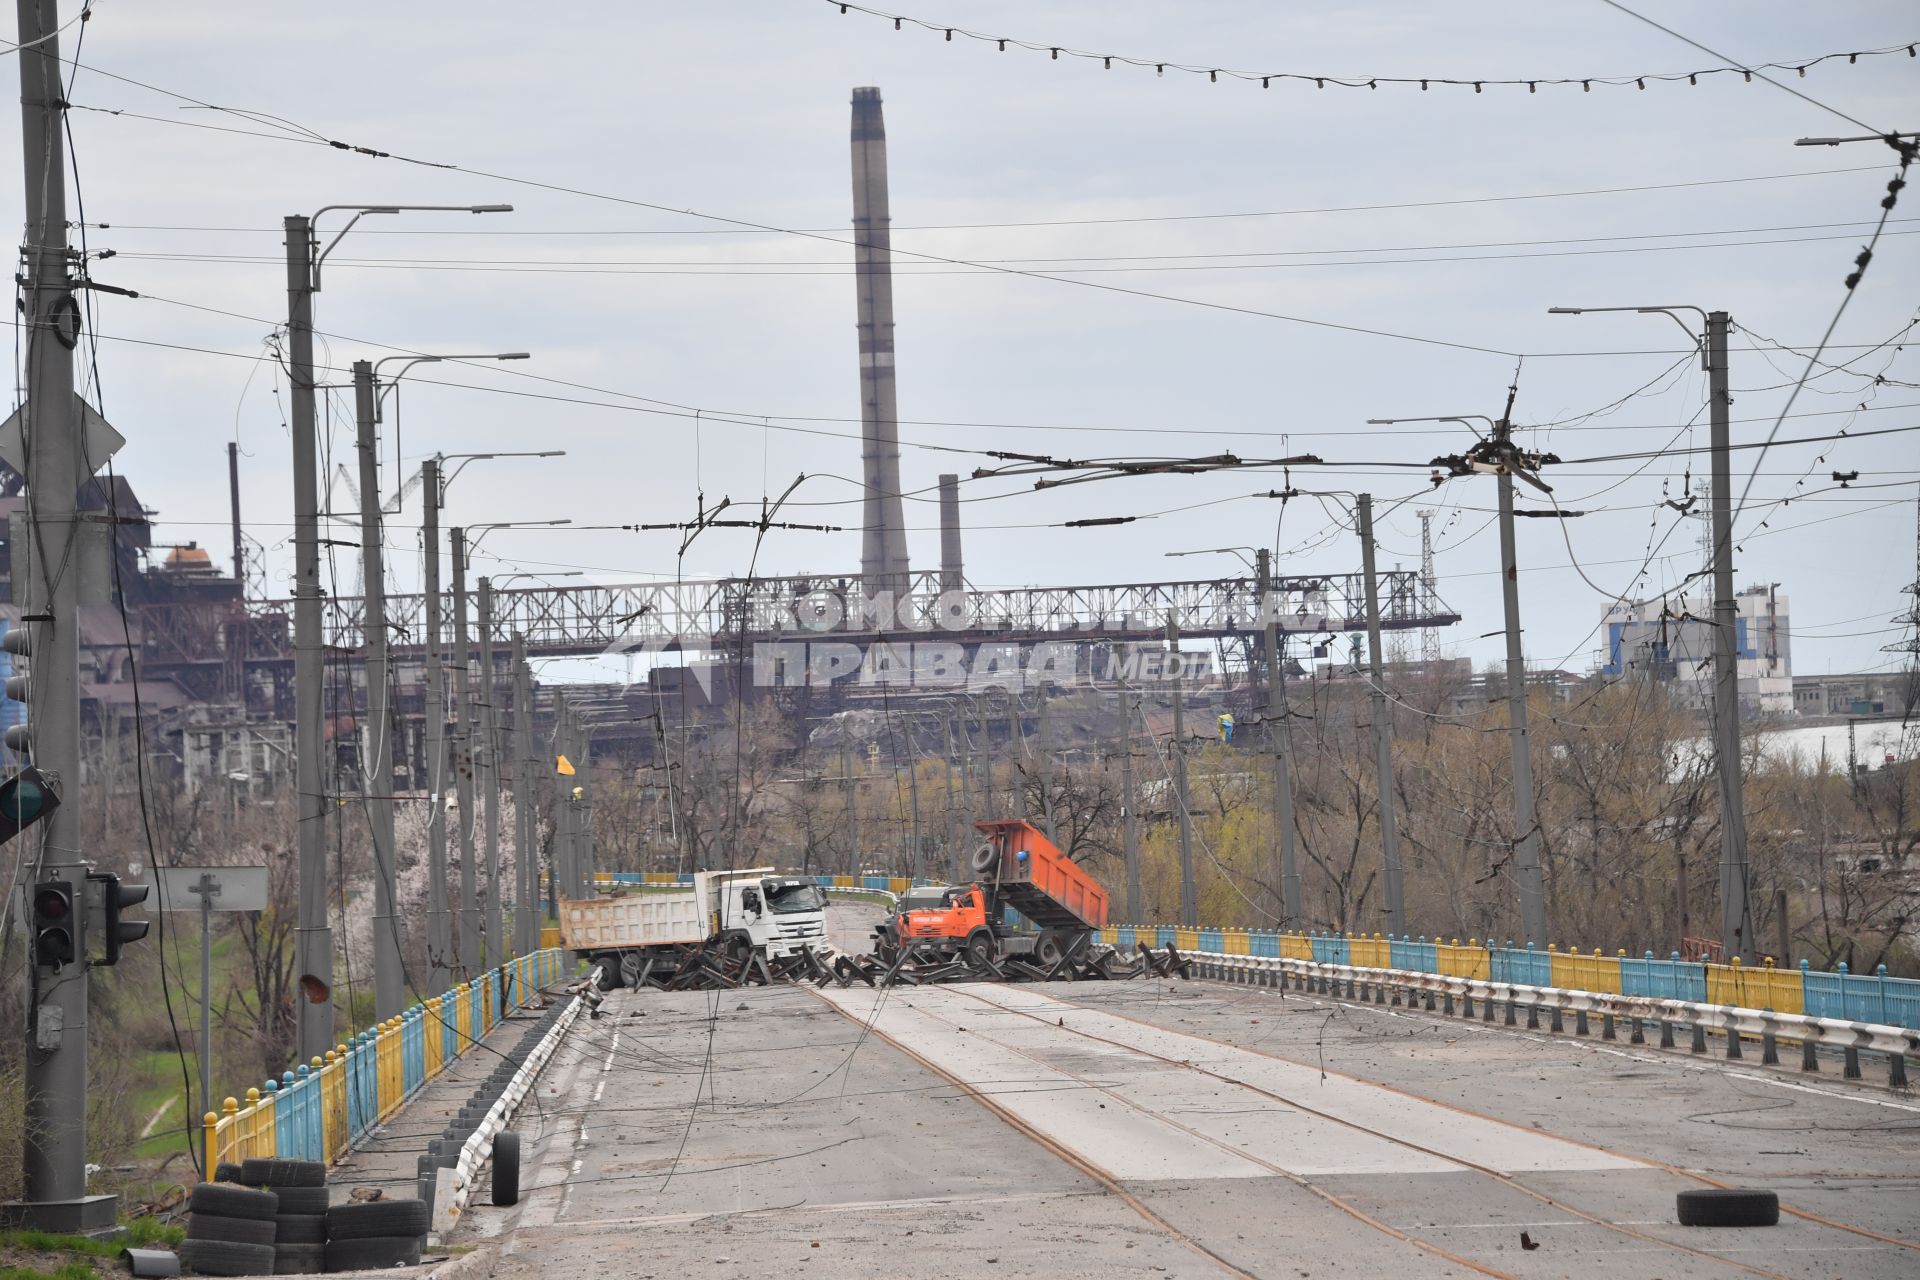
left=322, top=1198, right=431, bottom=1271
left=243, top=1158, right=330, bottom=1275
left=180, top=1180, right=279, bottom=1277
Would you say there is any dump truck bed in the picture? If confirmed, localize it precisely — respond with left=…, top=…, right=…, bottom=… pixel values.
left=973, top=819, right=1109, bottom=932
left=558, top=890, right=705, bottom=950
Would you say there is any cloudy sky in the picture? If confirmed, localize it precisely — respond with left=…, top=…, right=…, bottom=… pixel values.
left=14, top=1, right=1918, bottom=680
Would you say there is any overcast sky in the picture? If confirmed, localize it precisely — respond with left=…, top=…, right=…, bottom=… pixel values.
left=14, top=2, right=1918, bottom=681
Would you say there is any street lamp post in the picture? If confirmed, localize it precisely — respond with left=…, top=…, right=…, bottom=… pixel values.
left=1549, top=304, right=1752, bottom=959
left=287, top=200, right=510, bottom=1061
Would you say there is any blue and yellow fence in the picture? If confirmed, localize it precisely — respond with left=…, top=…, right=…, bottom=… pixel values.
left=1100, top=925, right=1920, bottom=1030
left=203, top=948, right=565, bottom=1178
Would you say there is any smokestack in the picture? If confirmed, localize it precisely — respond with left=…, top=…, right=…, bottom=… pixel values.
left=938, top=473, right=963, bottom=593
left=851, top=86, right=911, bottom=602
left=228, top=440, right=244, bottom=588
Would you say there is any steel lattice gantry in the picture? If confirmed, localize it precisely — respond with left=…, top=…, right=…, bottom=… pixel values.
left=277, top=566, right=1458, bottom=659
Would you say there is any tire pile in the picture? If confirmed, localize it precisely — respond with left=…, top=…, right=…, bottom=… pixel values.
left=181, top=1158, right=430, bottom=1276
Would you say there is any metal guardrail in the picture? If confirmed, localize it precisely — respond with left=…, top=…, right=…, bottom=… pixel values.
left=202, top=949, right=567, bottom=1175
left=1186, top=950, right=1916, bottom=1088
left=1101, top=925, right=1920, bottom=1030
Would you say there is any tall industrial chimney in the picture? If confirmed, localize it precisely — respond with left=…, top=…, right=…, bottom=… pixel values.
left=851, top=87, right=911, bottom=602
left=938, top=472, right=964, bottom=593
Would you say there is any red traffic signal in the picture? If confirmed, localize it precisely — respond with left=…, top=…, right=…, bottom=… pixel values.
left=31, top=880, right=74, bottom=969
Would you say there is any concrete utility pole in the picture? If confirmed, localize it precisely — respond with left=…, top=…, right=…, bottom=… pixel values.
left=842, top=744, right=859, bottom=876
left=1256, top=551, right=1302, bottom=928
left=552, top=695, right=574, bottom=898
left=1168, top=617, right=1197, bottom=928
left=284, top=211, right=332, bottom=1063
left=1037, top=685, right=1059, bottom=844
left=421, top=460, right=452, bottom=990
left=353, top=361, right=405, bottom=1021
left=1004, top=690, right=1023, bottom=817
left=1704, top=311, right=1755, bottom=960
left=1356, top=497, right=1405, bottom=934
left=9, top=0, right=111, bottom=1231
left=449, top=528, right=478, bottom=976
left=477, top=578, right=503, bottom=962
left=1120, top=685, right=1142, bottom=923
left=1494, top=440, right=1551, bottom=947
left=511, top=636, right=536, bottom=954
left=576, top=721, right=595, bottom=894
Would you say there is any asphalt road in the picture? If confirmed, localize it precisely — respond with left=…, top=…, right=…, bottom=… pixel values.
left=456, top=910, right=1919, bottom=1279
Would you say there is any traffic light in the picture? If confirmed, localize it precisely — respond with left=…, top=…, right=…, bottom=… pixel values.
left=31, top=880, right=75, bottom=970
left=0, top=765, right=58, bottom=845
left=88, top=871, right=149, bottom=966
left=2, top=623, right=31, bottom=758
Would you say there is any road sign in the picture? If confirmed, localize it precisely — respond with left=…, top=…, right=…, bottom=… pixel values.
left=155, top=866, right=269, bottom=914
left=0, top=396, right=124, bottom=478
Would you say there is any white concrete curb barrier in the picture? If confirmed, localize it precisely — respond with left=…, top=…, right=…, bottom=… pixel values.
left=1186, top=951, right=1917, bottom=1086
left=430, top=969, right=598, bottom=1241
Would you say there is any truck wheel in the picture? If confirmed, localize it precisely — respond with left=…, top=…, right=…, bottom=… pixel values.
left=1034, top=932, right=1065, bottom=968
left=965, top=933, right=996, bottom=970
left=969, top=842, right=997, bottom=873
left=722, top=935, right=750, bottom=968
left=593, top=956, right=622, bottom=990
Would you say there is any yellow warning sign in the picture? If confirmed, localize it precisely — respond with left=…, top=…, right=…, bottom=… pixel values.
left=555, top=754, right=576, bottom=776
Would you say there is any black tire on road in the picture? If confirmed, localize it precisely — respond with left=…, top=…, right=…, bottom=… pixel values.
left=323, top=1236, right=422, bottom=1271
left=240, top=1156, right=327, bottom=1188
left=965, top=932, right=996, bottom=969
left=271, top=1243, right=324, bottom=1275
left=189, top=1183, right=279, bottom=1221
left=491, top=1131, right=521, bottom=1207
left=178, top=1239, right=277, bottom=1277
left=1676, top=1189, right=1779, bottom=1227
left=272, top=1185, right=330, bottom=1215
left=1034, top=932, right=1065, bottom=968
left=272, top=1213, right=326, bottom=1244
left=186, top=1212, right=276, bottom=1245
left=326, top=1197, right=431, bottom=1240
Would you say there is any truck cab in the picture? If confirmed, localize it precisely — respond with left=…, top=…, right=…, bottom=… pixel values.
left=712, top=872, right=829, bottom=960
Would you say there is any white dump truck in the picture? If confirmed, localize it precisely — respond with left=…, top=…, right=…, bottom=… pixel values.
left=558, top=868, right=830, bottom=988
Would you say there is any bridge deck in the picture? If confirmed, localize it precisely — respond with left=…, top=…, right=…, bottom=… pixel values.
left=438, top=907, right=1917, bottom=1279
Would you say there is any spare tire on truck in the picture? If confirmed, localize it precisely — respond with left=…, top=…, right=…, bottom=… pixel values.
left=969, top=842, right=997, bottom=874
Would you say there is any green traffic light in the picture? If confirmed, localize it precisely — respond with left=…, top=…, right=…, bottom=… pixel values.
left=0, top=767, right=58, bottom=845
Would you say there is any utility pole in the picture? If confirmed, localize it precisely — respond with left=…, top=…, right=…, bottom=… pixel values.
left=1493, top=433, right=1551, bottom=947
left=1705, top=311, right=1754, bottom=959
left=227, top=441, right=245, bottom=587
left=1356, top=497, right=1405, bottom=934
left=353, top=361, right=405, bottom=1020
left=577, top=722, right=595, bottom=893
left=449, top=528, right=478, bottom=976
left=1168, top=616, right=1197, bottom=927
left=511, top=636, right=536, bottom=954
left=842, top=744, right=859, bottom=876
left=1120, top=684, right=1142, bottom=923
left=8, top=0, right=111, bottom=1231
left=1004, top=690, right=1023, bottom=817
left=1256, top=550, right=1302, bottom=928
left=901, top=717, right=922, bottom=879
left=421, top=460, right=451, bottom=990
left=551, top=694, right=571, bottom=899
left=478, top=578, right=502, bottom=963
left=283, top=215, right=332, bottom=1063
left=1037, top=684, right=1059, bottom=844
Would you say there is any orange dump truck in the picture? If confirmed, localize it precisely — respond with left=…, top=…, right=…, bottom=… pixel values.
left=878, top=819, right=1110, bottom=968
